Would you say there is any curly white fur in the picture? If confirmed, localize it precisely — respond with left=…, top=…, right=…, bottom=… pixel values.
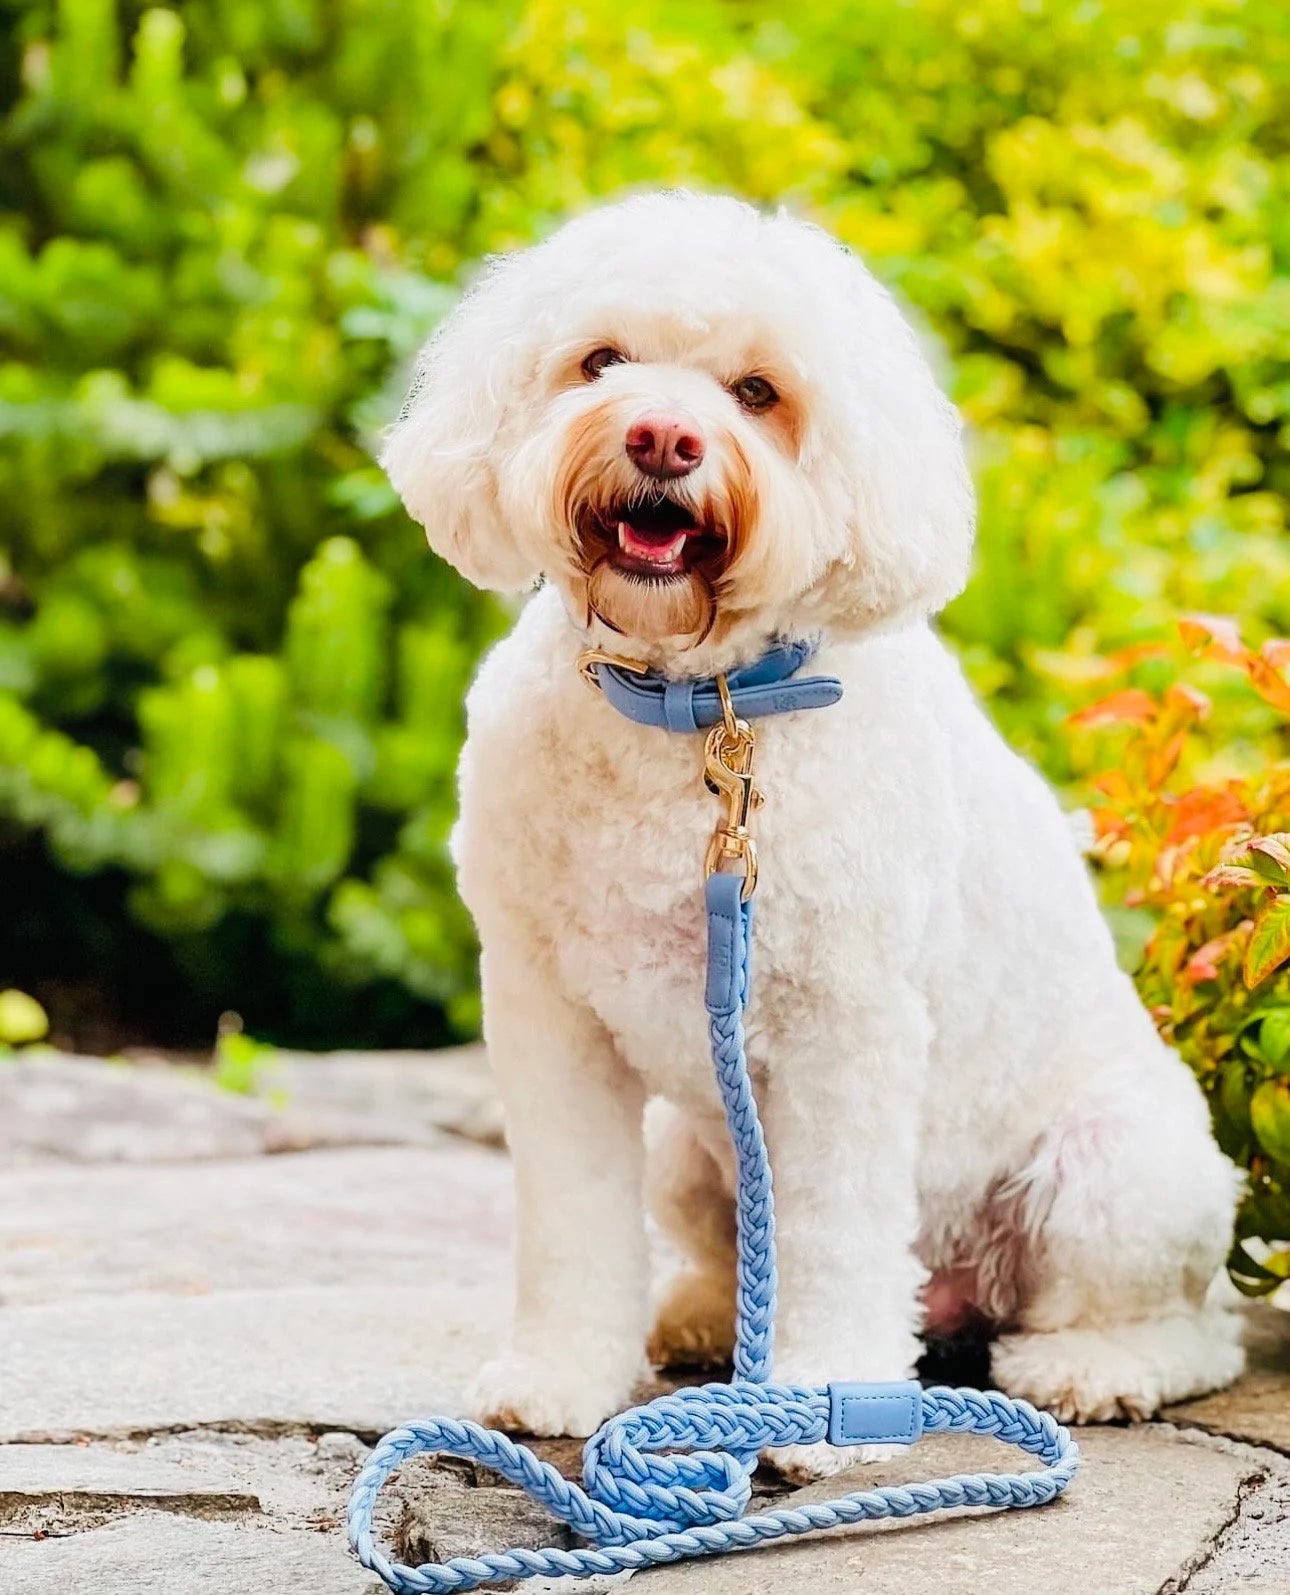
left=384, top=191, right=1243, bottom=1479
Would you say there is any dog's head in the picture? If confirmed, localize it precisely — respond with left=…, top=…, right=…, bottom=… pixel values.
left=383, top=191, right=974, bottom=665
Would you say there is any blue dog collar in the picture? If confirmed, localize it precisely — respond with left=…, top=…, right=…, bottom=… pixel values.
left=579, top=637, right=843, bottom=732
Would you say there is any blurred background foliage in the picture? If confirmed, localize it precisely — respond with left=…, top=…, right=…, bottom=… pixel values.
left=1, top=0, right=1288, bottom=1051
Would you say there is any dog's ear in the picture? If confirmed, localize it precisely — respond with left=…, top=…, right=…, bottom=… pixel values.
left=825, top=254, right=975, bottom=631
left=381, top=259, right=540, bottom=593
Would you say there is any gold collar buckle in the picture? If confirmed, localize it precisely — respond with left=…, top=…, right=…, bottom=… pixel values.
left=576, top=648, right=651, bottom=694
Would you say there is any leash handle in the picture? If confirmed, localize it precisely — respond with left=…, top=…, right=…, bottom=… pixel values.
left=347, top=1386, right=1078, bottom=1593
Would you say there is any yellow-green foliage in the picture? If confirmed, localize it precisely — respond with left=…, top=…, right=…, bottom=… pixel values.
left=1, top=0, right=1287, bottom=1047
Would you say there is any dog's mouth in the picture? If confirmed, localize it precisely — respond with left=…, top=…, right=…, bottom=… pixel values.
left=587, top=498, right=727, bottom=583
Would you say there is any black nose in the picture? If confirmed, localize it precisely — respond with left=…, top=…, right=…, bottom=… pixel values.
left=625, top=413, right=705, bottom=479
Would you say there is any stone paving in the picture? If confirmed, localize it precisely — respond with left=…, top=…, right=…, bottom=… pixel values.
left=1, top=1048, right=1287, bottom=1594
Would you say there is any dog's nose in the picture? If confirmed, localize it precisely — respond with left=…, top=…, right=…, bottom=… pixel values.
left=625, top=413, right=705, bottom=479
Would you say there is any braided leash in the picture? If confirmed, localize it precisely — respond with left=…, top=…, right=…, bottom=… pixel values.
left=347, top=650, right=1080, bottom=1593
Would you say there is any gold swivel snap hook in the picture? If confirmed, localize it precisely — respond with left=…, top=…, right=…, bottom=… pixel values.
left=704, top=673, right=762, bottom=900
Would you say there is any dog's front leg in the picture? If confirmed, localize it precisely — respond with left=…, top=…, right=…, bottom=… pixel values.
left=468, top=927, right=649, bottom=1438
left=760, top=983, right=929, bottom=1481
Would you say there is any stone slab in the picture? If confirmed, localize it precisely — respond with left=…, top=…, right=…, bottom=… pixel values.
left=0, top=1143, right=512, bottom=1306
left=0, top=1514, right=380, bottom=1595
left=0, top=1432, right=365, bottom=1517
left=0, top=1047, right=501, bottom=1169
left=614, top=1427, right=1262, bottom=1595
left=260, top=1045, right=503, bottom=1149
left=400, top=1466, right=579, bottom=1565
left=0, top=1056, right=296, bottom=1165
left=0, top=1442, right=263, bottom=1526
left=0, top=1425, right=1279, bottom=1595
left=0, top=1431, right=381, bottom=1592
left=1167, top=1303, right=1290, bottom=1455
left=0, top=1283, right=509, bottom=1442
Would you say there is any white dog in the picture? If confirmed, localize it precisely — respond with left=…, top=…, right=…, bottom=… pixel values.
left=383, top=190, right=1243, bottom=1479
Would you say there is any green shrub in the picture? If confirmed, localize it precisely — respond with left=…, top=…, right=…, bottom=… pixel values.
left=2, top=0, right=1287, bottom=1047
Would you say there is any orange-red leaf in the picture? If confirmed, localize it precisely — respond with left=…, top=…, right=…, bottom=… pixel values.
left=1069, top=688, right=1158, bottom=729
left=1185, top=930, right=1241, bottom=984
left=1146, top=916, right=1193, bottom=977
left=1091, top=769, right=1134, bottom=803
left=1200, top=864, right=1266, bottom=893
left=1108, top=641, right=1172, bottom=670
left=1164, top=682, right=1211, bottom=720
left=1152, top=843, right=1189, bottom=890
left=1148, top=729, right=1188, bottom=789
left=1163, top=787, right=1250, bottom=847
left=1091, top=807, right=1130, bottom=840
left=1179, top=613, right=1248, bottom=664
left=1245, top=655, right=1290, bottom=716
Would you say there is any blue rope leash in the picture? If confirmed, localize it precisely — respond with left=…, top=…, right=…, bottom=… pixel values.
left=347, top=654, right=1080, bottom=1593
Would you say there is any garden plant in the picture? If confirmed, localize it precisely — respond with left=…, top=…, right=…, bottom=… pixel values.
left=2, top=2, right=1288, bottom=1262
left=1075, top=616, right=1290, bottom=1295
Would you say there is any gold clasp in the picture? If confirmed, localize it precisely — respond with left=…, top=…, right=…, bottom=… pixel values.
left=703, top=676, right=762, bottom=900
left=577, top=652, right=764, bottom=899
left=576, top=648, right=651, bottom=693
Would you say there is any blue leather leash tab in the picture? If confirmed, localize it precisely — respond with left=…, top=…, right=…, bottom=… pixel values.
left=589, top=637, right=843, bottom=731
left=828, top=1381, right=924, bottom=1447
left=346, top=638, right=1080, bottom=1594
left=704, top=872, right=750, bottom=1018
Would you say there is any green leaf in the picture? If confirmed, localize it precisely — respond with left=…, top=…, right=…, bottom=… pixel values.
left=1221, top=1060, right=1253, bottom=1133
left=1214, top=1060, right=1253, bottom=1161
left=1259, top=1010, right=1290, bottom=1068
left=1243, top=898, right=1290, bottom=988
left=1250, top=1080, right=1290, bottom=1168
left=213, top=1032, right=275, bottom=1097
left=1247, top=836, right=1290, bottom=886
left=1227, top=1240, right=1287, bottom=1299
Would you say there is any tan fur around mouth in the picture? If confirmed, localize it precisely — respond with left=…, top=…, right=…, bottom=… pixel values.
left=585, top=556, right=717, bottom=645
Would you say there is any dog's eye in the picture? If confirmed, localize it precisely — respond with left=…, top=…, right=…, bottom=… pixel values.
left=581, top=347, right=626, bottom=380
left=731, top=374, right=778, bottom=412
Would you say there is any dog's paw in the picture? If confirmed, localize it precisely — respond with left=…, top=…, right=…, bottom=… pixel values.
left=991, top=1314, right=1245, bottom=1424
left=992, top=1341, right=1160, bottom=1424
left=648, top=1269, right=735, bottom=1370
left=467, top=1346, right=640, bottom=1439
left=762, top=1440, right=902, bottom=1484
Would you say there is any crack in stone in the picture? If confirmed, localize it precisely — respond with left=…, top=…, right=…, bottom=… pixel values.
left=3, top=1419, right=390, bottom=1447
left=1164, top=1412, right=1290, bottom=1463
left=1156, top=1468, right=1270, bottom=1595
left=0, top=1487, right=264, bottom=1539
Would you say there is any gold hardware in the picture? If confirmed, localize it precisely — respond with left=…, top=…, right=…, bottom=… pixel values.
left=704, top=674, right=763, bottom=900
left=715, top=671, right=739, bottom=739
left=576, top=652, right=764, bottom=899
left=576, top=648, right=652, bottom=693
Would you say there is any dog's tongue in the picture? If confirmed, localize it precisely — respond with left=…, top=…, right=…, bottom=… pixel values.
left=618, top=519, right=689, bottom=569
